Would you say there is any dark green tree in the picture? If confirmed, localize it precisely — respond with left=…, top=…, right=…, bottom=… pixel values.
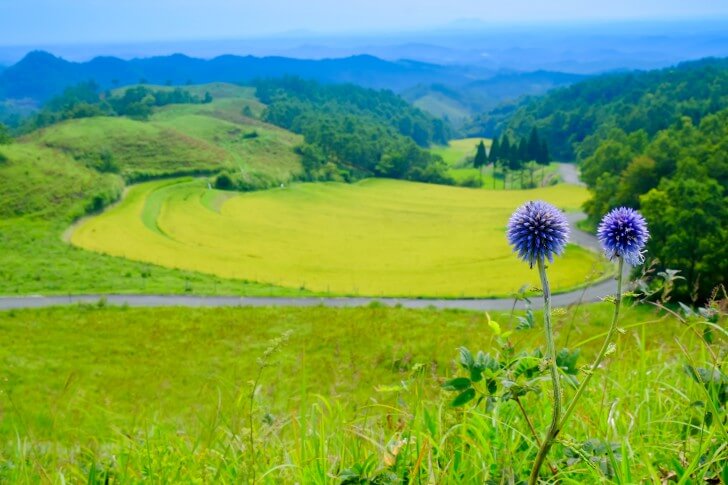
left=0, top=123, right=12, bottom=145
left=641, top=170, right=727, bottom=301
left=500, top=135, right=512, bottom=189
left=537, top=139, right=550, bottom=185
left=489, top=137, right=500, bottom=189
left=527, top=127, right=541, bottom=161
left=474, top=140, right=487, bottom=185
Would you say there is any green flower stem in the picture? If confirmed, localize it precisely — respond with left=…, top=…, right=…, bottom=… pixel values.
left=559, top=257, right=624, bottom=431
left=528, top=258, right=562, bottom=485
left=528, top=257, right=624, bottom=483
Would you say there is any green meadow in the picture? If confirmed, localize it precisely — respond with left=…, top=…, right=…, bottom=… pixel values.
left=71, top=178, right=608, bottom=297
left=0, top=303, right=723, bottom=482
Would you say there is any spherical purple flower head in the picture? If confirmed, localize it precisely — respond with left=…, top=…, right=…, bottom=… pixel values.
left=597, top=207, right=649, bottom=266
left=507, top=200, right=570, bottom=268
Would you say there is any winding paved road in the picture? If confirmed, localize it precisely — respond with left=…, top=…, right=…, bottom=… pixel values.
left=1, top=165, right=625, bottom=312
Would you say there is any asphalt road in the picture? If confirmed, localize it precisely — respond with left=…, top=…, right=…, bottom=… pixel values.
left=1, top=165, right=623, bottom=312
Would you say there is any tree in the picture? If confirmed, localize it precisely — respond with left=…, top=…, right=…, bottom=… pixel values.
left=500, top=135, right=511, bottom=189
left=517, top=137, right=529, bottom=187
left=489, top=137, right=500, bottom=189
left=641, top=173, right=727, bottom=301
left=0, top=123, right=12, bottom=145
left=537, top=139, right=550, bottom=185
left=527, top=127, right=541, bottom=161
left=473, top=140, right=487, bottom=186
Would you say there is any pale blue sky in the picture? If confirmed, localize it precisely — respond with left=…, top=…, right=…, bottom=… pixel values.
left=1, top=0, right=727, bottom=45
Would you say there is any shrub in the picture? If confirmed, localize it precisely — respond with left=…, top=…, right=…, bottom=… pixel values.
left=457, top=174, right=482, bottom=188
left=214, top=173, right=233, bottom=190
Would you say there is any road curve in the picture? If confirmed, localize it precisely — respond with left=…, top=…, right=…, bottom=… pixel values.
left=1, top=167, right=626, bottom=312
left=0, top=214, right=625, bottom=312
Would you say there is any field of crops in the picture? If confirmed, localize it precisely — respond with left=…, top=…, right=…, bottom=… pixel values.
left=71, top=178, right=607, bottom=297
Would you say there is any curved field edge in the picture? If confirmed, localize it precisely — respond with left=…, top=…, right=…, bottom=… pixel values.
left=69, top=178, right=613, bottom=298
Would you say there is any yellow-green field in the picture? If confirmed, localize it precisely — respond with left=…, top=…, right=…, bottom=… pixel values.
left=71, top=178, right=606, bottom=297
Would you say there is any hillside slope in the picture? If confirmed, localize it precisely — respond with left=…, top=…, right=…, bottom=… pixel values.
left=0, top=83, right=308, bottom=297
left=23, top=83, right=303, bottom=182
left=470, top=57, right=728, bottom=160
left=403, top=71, right=587, bottom=122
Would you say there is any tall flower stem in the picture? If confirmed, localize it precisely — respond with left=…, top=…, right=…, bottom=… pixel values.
left=528, top=257, right=625, bottom=483
left=528, top=258, right=562, bottom=485
left=558, top=257, right=624, bottom=430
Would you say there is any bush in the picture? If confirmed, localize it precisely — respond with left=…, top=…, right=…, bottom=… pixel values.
left=214, top=173, right=234, bottom=190
left=214, top=171, right=280, bottom=192
left=456, top=174, right=482, bottom=188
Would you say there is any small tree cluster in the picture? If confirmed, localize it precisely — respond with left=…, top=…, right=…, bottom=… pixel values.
left=488, top=128, right=550, bottom=189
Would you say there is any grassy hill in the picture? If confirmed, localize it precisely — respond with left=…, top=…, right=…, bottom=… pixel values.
left=24, top=83, right=303, bottom=182
left=29, top=116, right=230, bottom=179
left=0, top=83, right=309, bottom=296
left=0, top=143, right=122, bottom=219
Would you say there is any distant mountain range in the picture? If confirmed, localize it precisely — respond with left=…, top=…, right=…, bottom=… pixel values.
left=0, top=51, right=477, bottom=103
left=0, top=50, right=597, bottom=126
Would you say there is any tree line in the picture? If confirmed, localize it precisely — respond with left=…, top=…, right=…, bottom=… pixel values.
left=581, top=111, right=727, bottom=302
left=473, top=128, right=551, bottom=189
left=468, top=58, right=728, bottom=302
left=469, top=58, right=728, bottom=161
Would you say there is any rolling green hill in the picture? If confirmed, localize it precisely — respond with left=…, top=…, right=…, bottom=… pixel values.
left=24, top=83, right=303, bottom=182
left=0, top=83, right=309, bottom=296
left=0, top=143, right=122, bottom=219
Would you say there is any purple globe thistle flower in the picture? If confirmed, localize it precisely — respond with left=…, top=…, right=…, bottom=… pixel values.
left=597, top=207, right=649, bottom=266
left=507, top=200, right=570, bottom=267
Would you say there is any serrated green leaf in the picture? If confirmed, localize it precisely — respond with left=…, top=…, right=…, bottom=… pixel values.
left=459, top=347, right=474, bottom=369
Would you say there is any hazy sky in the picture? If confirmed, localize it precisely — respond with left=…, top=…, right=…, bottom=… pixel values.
left=1, top=0, right=727, bottom=45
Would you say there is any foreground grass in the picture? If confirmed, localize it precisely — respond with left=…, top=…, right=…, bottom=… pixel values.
left=0, top=303, right=724, bottom=482
left=71, top=178, right=607, bottom=297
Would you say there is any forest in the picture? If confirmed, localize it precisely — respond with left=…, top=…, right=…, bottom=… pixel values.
left=254, top=77, right=453, bottom=183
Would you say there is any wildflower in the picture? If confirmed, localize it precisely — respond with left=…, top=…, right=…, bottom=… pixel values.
left=507, top=200, right=570, bottom=267
left=597, top=207, right=649, bottom=265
